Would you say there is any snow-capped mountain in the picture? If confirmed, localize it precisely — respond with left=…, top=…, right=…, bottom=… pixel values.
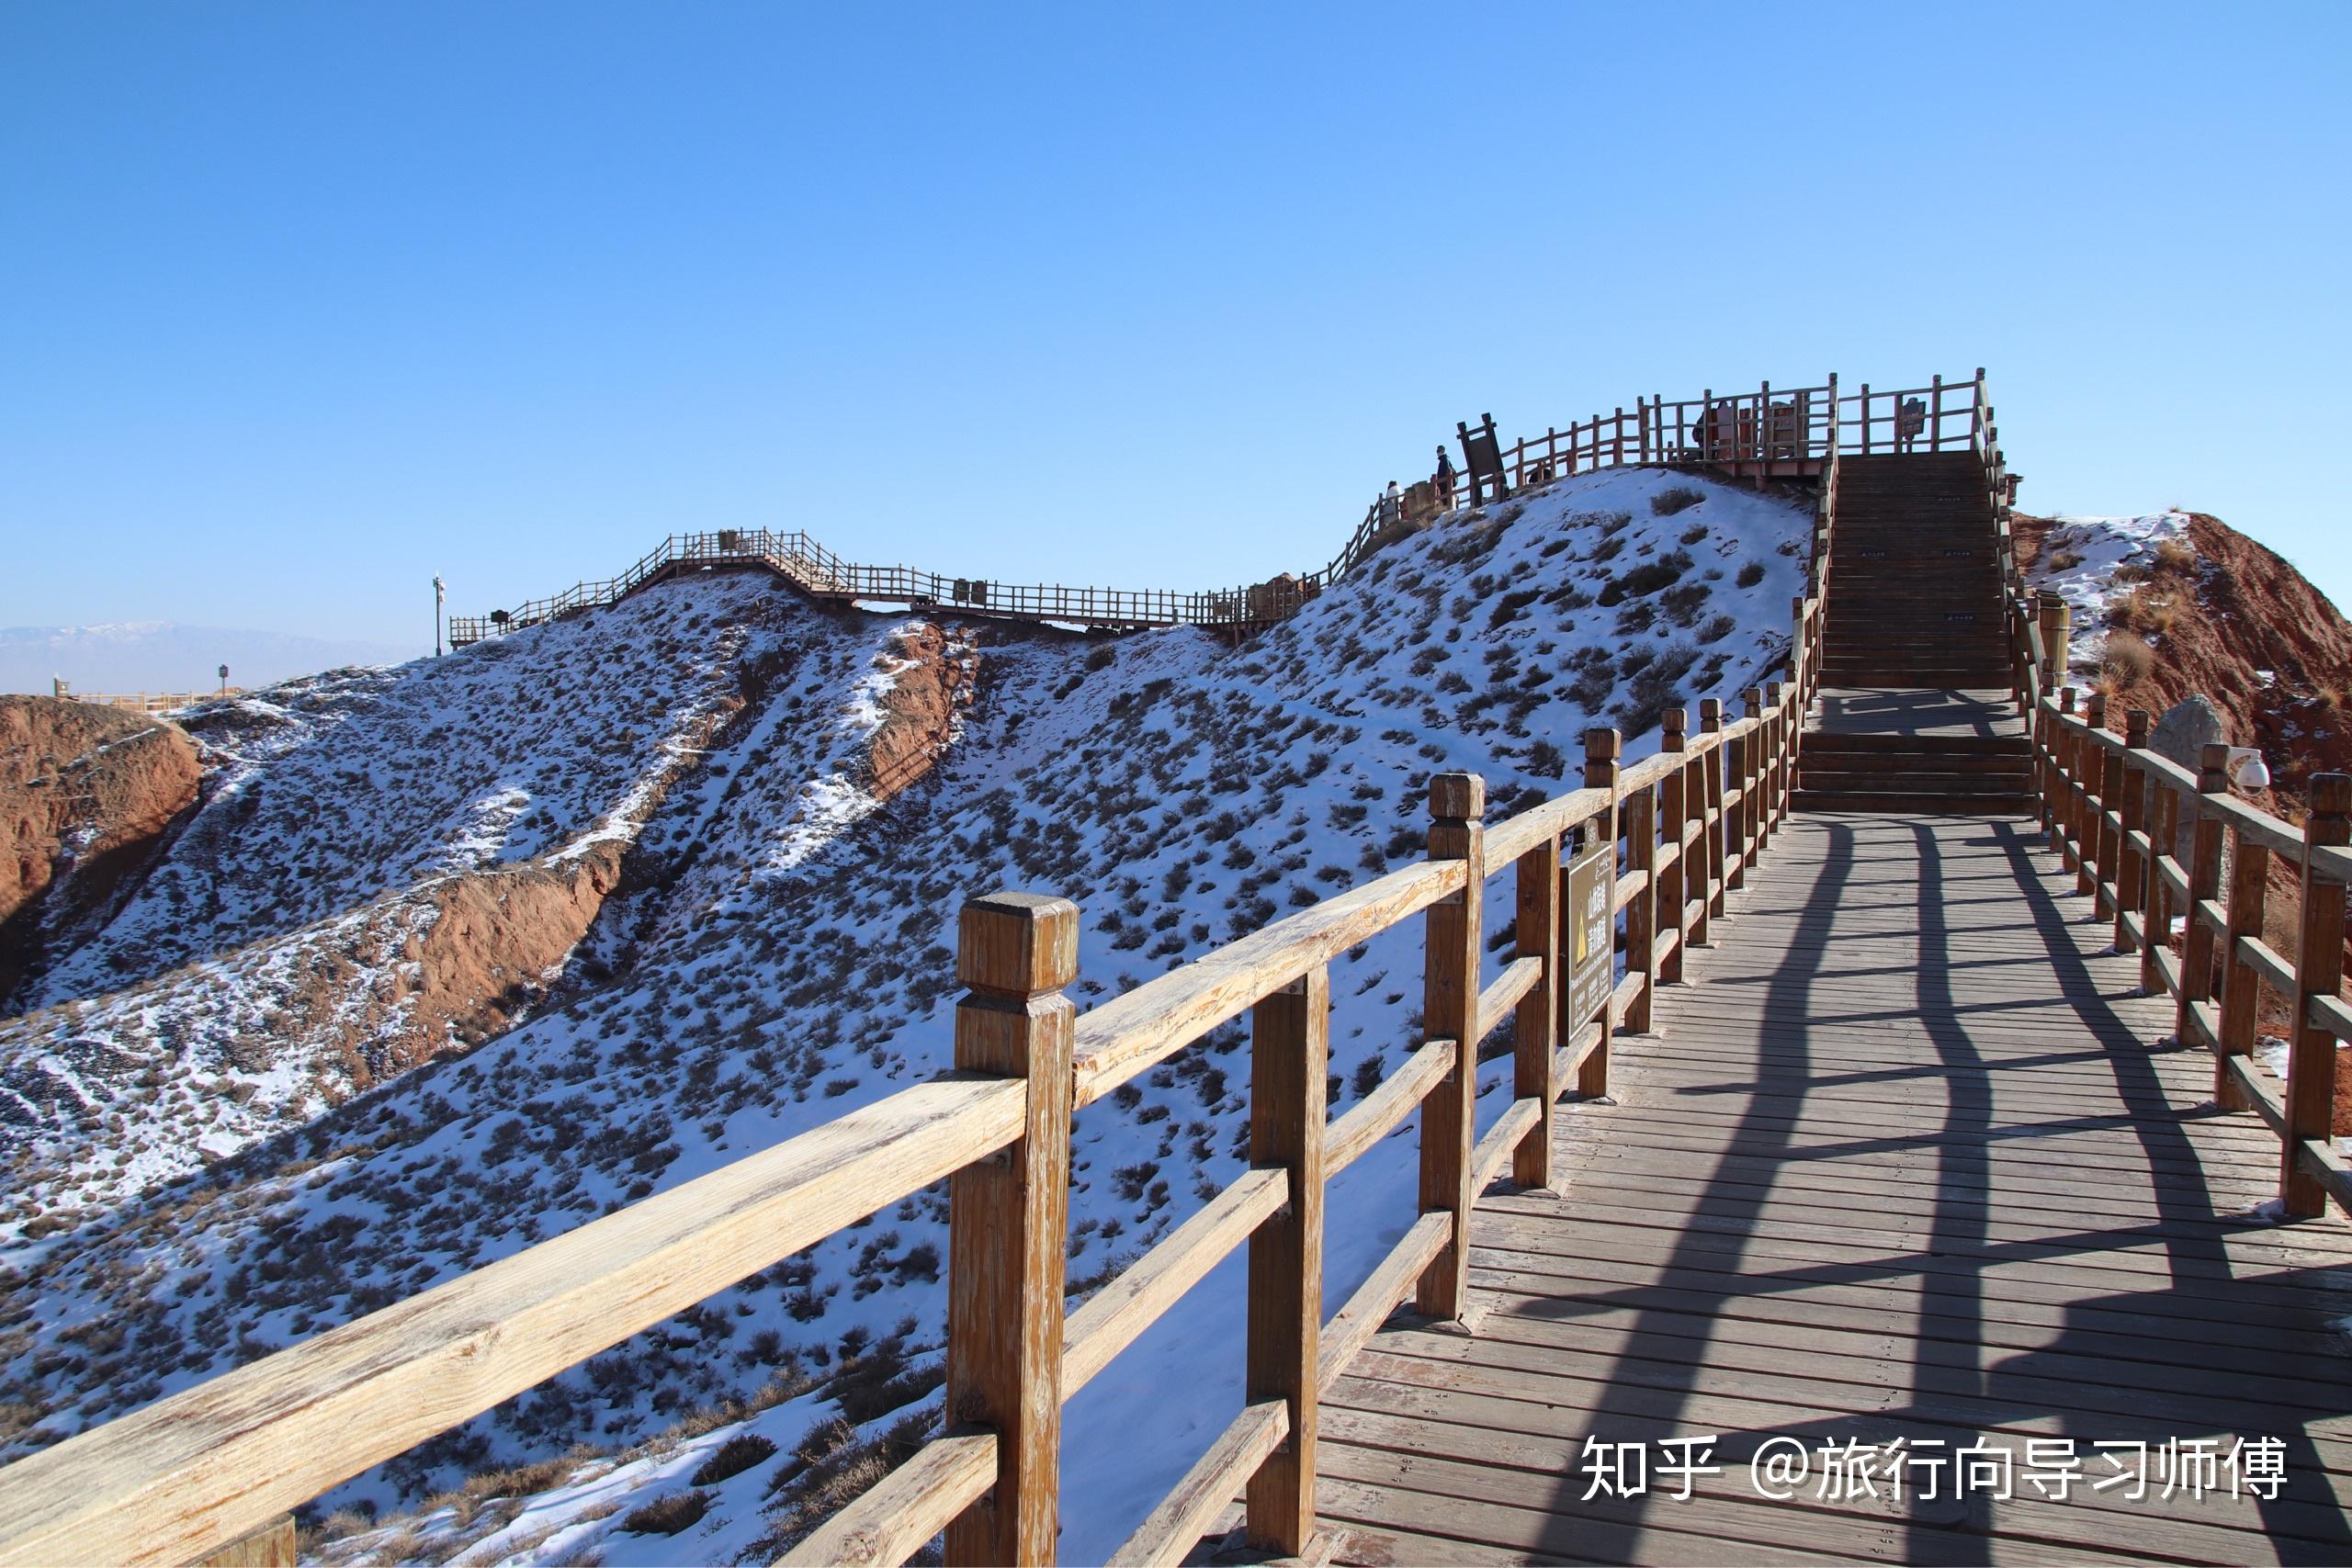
left=0, top=622, right=412, bottom=698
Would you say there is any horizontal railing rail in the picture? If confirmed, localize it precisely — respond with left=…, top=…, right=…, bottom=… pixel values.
left=0, top=569, right=1831, bottom=1565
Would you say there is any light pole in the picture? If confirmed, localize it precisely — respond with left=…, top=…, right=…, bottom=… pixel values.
left=434, top=574, right=446, bottom=658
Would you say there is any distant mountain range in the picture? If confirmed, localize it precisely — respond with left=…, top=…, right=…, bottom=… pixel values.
left=0, top=622, right=413, bottom=696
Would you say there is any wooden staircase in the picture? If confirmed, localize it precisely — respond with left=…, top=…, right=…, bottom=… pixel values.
left=1797, top=452, right=2033, bottom=813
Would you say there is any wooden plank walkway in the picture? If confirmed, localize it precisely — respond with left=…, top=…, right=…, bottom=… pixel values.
left=1316, top=809, right=2352, bottom=1565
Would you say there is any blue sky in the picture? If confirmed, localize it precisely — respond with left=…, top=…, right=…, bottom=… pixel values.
left=5, top=2, right=2347, bottom=660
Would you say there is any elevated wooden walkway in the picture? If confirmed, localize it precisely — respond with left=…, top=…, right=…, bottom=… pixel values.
left=1315, top=809, right=2352, bottom=1564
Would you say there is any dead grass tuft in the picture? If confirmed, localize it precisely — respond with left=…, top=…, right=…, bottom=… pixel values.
left=2098, top=631, right=2156, bottom=688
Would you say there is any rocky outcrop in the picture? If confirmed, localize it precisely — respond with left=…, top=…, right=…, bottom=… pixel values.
left=866, top=624, right=978, bottom=800
left=2, top=697, right=201, bottom=1009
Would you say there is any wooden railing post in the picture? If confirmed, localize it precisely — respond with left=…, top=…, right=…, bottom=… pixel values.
left=2218, top=811, right=2274, bottom=1111
left=1657, top=708, right=1690, bottom=988
left=1624, top=762, right=1658, bottom=1035
left=1513, top=825, right=1560, bottom=1189
left=1245, top=967, right=1327, bottom=1553
left=2053, top=687, right=2080, bottom=878
left=945, top=893, right=1078, bottom=1567
left=1579, top=732, right=1622, bottom=1097
left=2037, top=592, right=2070, bottom=696
left=1766, top=679, right=1790, bottom=838
left=2142, top=749, right=2181, bottom=997
left=2179, top=744, right=2230, bottom=1058
left=2116, top=709, right=2151, bottom=953
left=1417, top=773, right=1485, bottom=1319
left=1700, top=702, right=1728, bottom=919
left=2088, top=691, right=2107, bottom=902
left=2285, top=777, right=2351, bottom=1216
left=2089, top=694, right=2121, bottom=916
left=1741, top=687, right=1766, bottom=878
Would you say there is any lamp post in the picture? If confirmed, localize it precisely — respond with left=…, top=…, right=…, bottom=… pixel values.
left=434, top=575, right=447, bottom=658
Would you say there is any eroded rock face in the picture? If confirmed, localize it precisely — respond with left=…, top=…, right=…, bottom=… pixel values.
left=1, top=697, right=201, bottom=1008
left=866, top=623, right=978, bottom=800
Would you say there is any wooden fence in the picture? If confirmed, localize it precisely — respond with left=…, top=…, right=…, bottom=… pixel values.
left=0, top=557, right=1835, bottom=1565
left=48, top=686, right=241, bottom=716
left=447, top=369, right=1953, bottom=649
left=1993, top=424, right=2352, bottom=1220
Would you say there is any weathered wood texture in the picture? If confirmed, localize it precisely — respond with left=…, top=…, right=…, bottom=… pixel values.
left=1316, top=813, right=2352, bottom=1564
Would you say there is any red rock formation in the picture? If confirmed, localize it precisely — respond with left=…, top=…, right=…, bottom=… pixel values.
left=867, top=624, right=978, bottom=801
left=2, top=696, right=201, bottom=1006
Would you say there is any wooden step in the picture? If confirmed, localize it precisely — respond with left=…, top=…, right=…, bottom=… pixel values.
left=1797, top=751, right=2030, bottom=776
left=1792, top=788, right=2034, bottom=814
left=1800, top=731, right=2030, bottom=756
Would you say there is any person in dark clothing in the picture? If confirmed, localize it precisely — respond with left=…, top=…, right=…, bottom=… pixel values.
left=1434, top=446, right=1457, bottom=510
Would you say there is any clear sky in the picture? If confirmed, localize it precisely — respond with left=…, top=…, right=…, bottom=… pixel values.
left=5, top=2, right=2347, bottom=657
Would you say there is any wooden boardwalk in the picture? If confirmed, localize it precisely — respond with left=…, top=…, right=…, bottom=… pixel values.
left=1316, top=809, right=2352, bottom=1565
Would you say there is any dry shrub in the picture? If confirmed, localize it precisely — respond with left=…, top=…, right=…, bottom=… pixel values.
left=763, top=1410, right=936, bottom=1559
left=2098, top=632, right=2156, bottom=688
left=692, top=1432, right=779, bottom=1486
left=2111, top=582, right=2177, bottom=636
left=620, top=1489, right=710, bottom=1536
left=1650, top=485, right=1706, bottom=516
left=2047, top=547, right=2086, bottom=572
left=2154, top=536, right=2195, bottom=573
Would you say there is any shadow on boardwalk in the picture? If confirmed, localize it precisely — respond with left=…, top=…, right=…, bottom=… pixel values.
left=1316, top=811, right=2352, bottom=1565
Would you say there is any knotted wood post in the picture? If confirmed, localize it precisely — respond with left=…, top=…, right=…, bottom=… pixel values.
left=1698, top=702, right=1727, bottom=927
left=1623, top=761, right=1658, bottom=1035
left=2285, top=776, right=2351, bottom=1217
left=2218, top=807, right=2274, bottom=1111
left=1417, top=773, right=1484, bottom=1319
left=1766, top=680, right=1790, bottom=838
left=1657, top=708, right=1690, bottom=987
left=1512, top=817, right=1560, bottom=1189
left=1579, top=731, right=1622, bottom=1097
left=945, top=893, right=1078, bottom=1567
left=2116, top=709, right=2151, bottom=953
left=1245, top=966, right=1326, bottom=1553
left=2178, top=744, right=2230, bottom=1059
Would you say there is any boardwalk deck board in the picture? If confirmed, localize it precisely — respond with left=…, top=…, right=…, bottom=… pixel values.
left=1316, top=811, right=2352, bottom=1563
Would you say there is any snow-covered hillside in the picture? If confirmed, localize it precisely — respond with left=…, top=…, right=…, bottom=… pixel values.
left=2022, top=510, right=2193, bottom=674
left=0, top=468, right=1813, bottom=1562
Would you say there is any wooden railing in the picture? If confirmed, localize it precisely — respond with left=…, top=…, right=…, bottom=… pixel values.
left=448, top=528, right=1306, bottom=648
left=1987, top=386, right=2352, bottom=1220
left=1487, top=369, right=1981, bottom=494
left=0, top=594, right=1831, bottom=1564
left=447, top=369, right=1967, bottom=648
left=50, top=686, right=242, bottom=715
